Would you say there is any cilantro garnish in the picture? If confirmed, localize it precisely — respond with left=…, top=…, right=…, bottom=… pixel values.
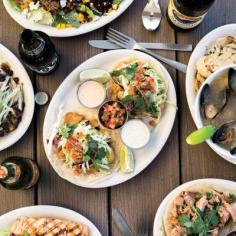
left=59, top=123, right=76, bottom=138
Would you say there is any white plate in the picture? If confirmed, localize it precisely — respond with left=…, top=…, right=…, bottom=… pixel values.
left=153, top=178, right=236, bottom=236
left=43, top=49, right=177, bottom=188
left=186, top=24, right=236, bottom=122
left=3, top=0, right=134, bottom=37
left=0, top=205, right=102, bottom=236
left=0, top=44, right=34, bottom=151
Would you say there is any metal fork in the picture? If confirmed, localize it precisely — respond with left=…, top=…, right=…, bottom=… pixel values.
left=136, top=218, right=149, bottom=236
left=106, top=28, right=187, bottom=73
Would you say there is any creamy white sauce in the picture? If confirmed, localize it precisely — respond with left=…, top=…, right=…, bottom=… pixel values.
left=121, top=120, right=150, bottom=149
left=78, top=80, right=106, bottom=108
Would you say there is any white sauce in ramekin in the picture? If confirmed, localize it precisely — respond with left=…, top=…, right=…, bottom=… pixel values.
left=121, top=120, right=150, bottom=149
left=77, top=80, right=106, bottom=108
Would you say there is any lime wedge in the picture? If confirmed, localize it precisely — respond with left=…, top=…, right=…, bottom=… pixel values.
left=79, top=69, right=111, bottom=84
left=186, top=125, right=216, bottom=145
left=0, top=229, right=11, bottom=236
left=119, top=145, right=135, bottom=173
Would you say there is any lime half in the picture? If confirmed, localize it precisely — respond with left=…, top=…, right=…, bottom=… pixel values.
left=119, top=145, right=135, bottom=173
left=186, top=125, right=216, bottom=145
left=79, top=69, right=111, bottom=84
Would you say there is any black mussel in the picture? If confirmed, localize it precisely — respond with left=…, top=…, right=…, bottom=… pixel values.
left=200, top=84, right=227, bottom=120
left=212, top=120, right=236, bottom=144
left=230, top=147, right=236, bottom=155
left=229, top=68, right=236, bottom=94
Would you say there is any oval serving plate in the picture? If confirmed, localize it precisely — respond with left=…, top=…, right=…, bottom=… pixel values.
left=3, top=0, right=134, bottom=37
left=0, top=44, right=34, bottom=151
left=43, top=50, right=177, bottom=188
left=186, top=24, right=236, bottom=122
left=0, top=205, right=102, bottom=236
left=153, top=178, right=236, bottom=236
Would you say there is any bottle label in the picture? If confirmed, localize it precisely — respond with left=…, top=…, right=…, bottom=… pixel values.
left=168, top=0, right=206, bottom=29
left=0, top=166, right=8, bottom=179
left=1, top=163, right=21, bottom=184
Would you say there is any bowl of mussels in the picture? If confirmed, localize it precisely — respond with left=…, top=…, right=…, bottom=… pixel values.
left=194, top=65, right=236, bottom=164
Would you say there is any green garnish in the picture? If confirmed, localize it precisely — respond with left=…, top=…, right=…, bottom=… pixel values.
left=59, top=123, right=76, bottom=138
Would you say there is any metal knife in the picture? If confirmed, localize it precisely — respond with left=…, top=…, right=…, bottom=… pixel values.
left=112, top=208, right=132, bottom=236
left=89, top=40, right=193, bottom=52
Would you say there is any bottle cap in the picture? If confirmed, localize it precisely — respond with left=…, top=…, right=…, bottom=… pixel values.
left=0, top=166, right=8, bottom=179
left=35, top=92, right=49, bottom=105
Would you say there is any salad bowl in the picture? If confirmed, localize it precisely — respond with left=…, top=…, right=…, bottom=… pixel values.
left=3, top=0, right=134, bottom=37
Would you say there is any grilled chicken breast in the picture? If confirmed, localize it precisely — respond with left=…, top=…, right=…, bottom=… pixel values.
left=10, top=217, right=89, bottom=236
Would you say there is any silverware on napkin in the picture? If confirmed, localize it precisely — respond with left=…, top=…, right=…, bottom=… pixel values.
left=112, top=208, right=132, bottom=236
left=106, top=28, right=188, bottom=73
left=89, top=40, right=193, bottom=52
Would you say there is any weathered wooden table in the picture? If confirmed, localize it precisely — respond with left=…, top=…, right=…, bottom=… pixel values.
left=0, top=1, right=236, bottom=235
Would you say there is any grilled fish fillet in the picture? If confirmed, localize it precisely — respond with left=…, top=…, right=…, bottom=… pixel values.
left=10, top=217, right=89, bottom=236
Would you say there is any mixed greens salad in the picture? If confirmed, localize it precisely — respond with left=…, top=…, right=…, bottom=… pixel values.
left=8, top=0, right=123, bottom=29
left=52, top=112, right=115, bottom=175
left=109, top=60, right=167, bottom=127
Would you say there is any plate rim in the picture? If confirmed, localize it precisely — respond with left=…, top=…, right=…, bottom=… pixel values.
left=0, top=43, right=35, bottom=151
left=3, top=0, right=134, bottom=37
left=43, top=49, right=177, bottom=188
left=153, top=178, right=236, bottom=236
left=0, top=205, right=102, bottom=236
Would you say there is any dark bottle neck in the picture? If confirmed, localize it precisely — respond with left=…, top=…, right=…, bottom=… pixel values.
left=20, top=29, right=37, bottom=45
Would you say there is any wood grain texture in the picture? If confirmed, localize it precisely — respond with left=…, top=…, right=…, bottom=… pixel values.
left=109, top=1, right=180, bottom=235
left=35, top=31, right=110, bottom=236
left=0, top=2, right=35, bottom=214
left=176, top=0, right=236, bottom=183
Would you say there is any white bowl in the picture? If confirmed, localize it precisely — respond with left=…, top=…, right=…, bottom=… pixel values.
left=194, top=65, right=236, bottom=165
left=0, top=205, right=102, bottom=236
left=153, top=178, right=236, bottom=236
left=186, top=24, right=236, bottom=121
left=0, top=44, right=35, bottom=151
left=3, top=0, right=134, bottom=37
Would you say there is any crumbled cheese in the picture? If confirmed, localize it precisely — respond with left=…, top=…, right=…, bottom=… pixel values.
left=21, top=8, right=29, bottom=18
left=29, top=1, right=40, bottom=11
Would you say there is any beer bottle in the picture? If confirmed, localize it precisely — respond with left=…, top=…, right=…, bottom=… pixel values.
left=167, top=0, right=215, bottom=30
left=0, top=156, right=40, bottom=190
left=19, top=29, right=59, bottom=75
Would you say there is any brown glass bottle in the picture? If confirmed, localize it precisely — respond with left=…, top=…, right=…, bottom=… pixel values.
left=18, top=29, right=59, bottom=75
left=167, top=0, right=215, bottom=30
left=0, top=156, right=40, bottom=190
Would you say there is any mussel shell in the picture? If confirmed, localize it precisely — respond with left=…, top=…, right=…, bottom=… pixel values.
left=212, top=120, right=235, bottom=144
left=200, top=84, right=227, bottom=120
left=230, top=147, right=236, bottom=155
left=229, top=68, right=236, bottom=94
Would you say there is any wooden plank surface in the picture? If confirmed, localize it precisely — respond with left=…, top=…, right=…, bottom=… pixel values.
left=0, top=2, right=35, bottom=214
left=176, top=0, right=236, bottom=183
left=109, top=1, right=180, bottom=235
left=0, top=0, right=236, bottom=236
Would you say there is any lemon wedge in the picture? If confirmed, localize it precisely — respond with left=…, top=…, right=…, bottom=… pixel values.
left=79, top=69, right=111, bottom=84
left=119, top=145, right=135, bottom=173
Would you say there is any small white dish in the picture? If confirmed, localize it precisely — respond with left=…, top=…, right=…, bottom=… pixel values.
left=194, top=65, right=236, bottom=165
left=186, top=24, right=236, bottom=121
left=3, top=0, right=134, bottom=37
left=0, top=205, right=102, bottom=236
left=153, top=179, right=236, bottom=236
left=43, top=49, right=177, bottom=188
left=121, top=119, right=150, bottom=149
left=0, top=44, right=34, bottom=151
